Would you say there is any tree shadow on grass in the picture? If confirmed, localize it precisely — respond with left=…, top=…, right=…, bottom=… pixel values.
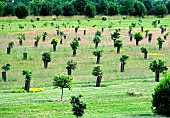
left=132, top=114, right=167, bottom=118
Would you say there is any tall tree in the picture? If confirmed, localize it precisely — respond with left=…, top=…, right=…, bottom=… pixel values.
left=108, top=2, right=119, bottom=16
left=133, top=0, right=147, bottom=17
left=96, top=0, right=109, bottom=15
left=72, top=0, right=88, bottom=15
left=84, top=3, right=96, bottom=18
left=15, top=3, right=29, bottom=19
left=63, top=2, right=75, bottom=16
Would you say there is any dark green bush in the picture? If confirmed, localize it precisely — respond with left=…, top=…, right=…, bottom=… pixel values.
left=15, top=4, right=29, bottom=19
left=152, top=74, right=170, bottom=116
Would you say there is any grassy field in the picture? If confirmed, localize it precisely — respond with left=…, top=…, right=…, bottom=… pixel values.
left=0, top=15, right=170, bottom=118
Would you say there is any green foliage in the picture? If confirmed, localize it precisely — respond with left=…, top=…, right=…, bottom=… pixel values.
left=51, top=38, right=59, bottom=46
left=70, top=38, right=80, bottom=50
left=72, top=0, right=88, bottom=15
left=92, top=66, right=103, bottom=76
left=70, top=95, right=86, bottom=118
left=53, top=74, right=73, bottom=89
left=141, top=47, right=148, bottom=54
left=119, top=0, right=135, bottom=15
left=97, top=0, right=109, bottom=15
left=8, top=41, right=14, bottom=48
left=15, top=4, right=29, bottom=19
left=42, top=52, right=51, bottom=63
left=63, top=2, right=75, bottom=16
left=145, top=30, right=149, bottom=33
left=108, top=2, right=119, bottom=16
left=157, top=37, right=165, bottom=45
left=119, top=55, right=129, bottom=63
left=133, top=0, right=147, bottom=17
left=2, top=63, right=11, bottom=72
left=66, top=60, right=77, bottom=70
left=3, top=2, right=16, bottom=16
left=152, top=1, right=168, bottom=18
left=152, top=74, right=170, bottom=116
left=134, top=32, right=143, bottom=41
left=0, top=2, right=4, bottom=16
left=111, top=31, right=120, bottom=39
left=40, top=2, right=53, bottom=16
left=22, top=70, right=32, bottom=80
left=149, top=59, right=168, bottom=73
left=93, top=35, right=101, bottom=44
left=17, top=33, right=26, bottom=41
left=114, top=39, right=123, bottom=48
left=34, top=35, right=41, bottom=42
left=84, top=3, right=96, bottom=18
left=93, top=50, right=103, bottom=57
left=95, top=31, right=101, bottom=37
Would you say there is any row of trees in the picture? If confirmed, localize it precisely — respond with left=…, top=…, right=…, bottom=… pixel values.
left=0, top=0, right=170, bottom=18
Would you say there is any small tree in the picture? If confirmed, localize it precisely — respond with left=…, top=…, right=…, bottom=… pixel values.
left=92, top=65, right=103, bottom=87
left=164, top=32, right=169, bottom=40
left=110, top=31, right=120, bottom=44
left=148, top=33, right=152, bottom=42
left=53, top=74, right=73, bottom=100
left=134, top=32, right=143, bottom=46
left=157, top=37, right=165, bottom=50
left=152, top=74, right=170, bottom=116
left=42, top=52, right=51, bottom=68
left=51, top=38, right=59, bottom=51
left=93, top=50, right=103, bottom=64
left=34, top=35, right=41, bottom=48
left=42, top=32, right=47, bottom=42
left=141, top=47, right=148, bottom=59
left=114, top=39, right=123, bottom=54
left=1, top=63, right=11, bottom=82
left=70, top=95, right=87, bottom=118
left=66, top=60, right=77, bottom=75
left=149, top=59, right=168, bottom=82
left=70, top=38, right=80, bottom=56
left=145, top=30, right=149, bottom=38
left=22, top=70, right=32, bottom=92
left=93, top=35, right=101, bottom=49
left=7, top=41, right=14, bottom=54
left=17, top=33, right=26, bottom=46
left=120, top=55, right=129, bottom=72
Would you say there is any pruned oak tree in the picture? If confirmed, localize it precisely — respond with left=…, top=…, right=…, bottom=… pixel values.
left=134, top=32, right=143, bottom=46
left=120, top=55, right=129, bottom=72
left=34, top=35, right=41, bottom=48
left=110, top=31, right=120, bottom=44
left=149, top=59, right=168, bottom=82
left=22, top=70, right=32, bottom=92
left=92, top=65, right=103, bottom=87
left=141, top=47, right=148, bottom=59
left=1, top=63, right=11, bottom=82
left=7, top=41, right=14, bottom=54
left=51, top=38, right=58, bottom=51
left=93, top=50, right=103, bottom=64
left=42, top=52, right=51, bottom=68
left=17, top=33, right=26, bottom=46
left=70, top=38, right=80, bottom=56
left=157, top=37, right=165, bottom=50
left=66, top=60, right=77, bottom=75
left=93, top=35, right=101, bottom=49
left=114, top=39, right=123, bottom=54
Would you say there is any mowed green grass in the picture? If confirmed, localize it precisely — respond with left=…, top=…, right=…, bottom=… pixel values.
left=0, top=15, right=170, bottom=118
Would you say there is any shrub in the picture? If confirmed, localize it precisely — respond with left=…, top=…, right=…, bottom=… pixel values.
left=15, top=4, right=29, bottom=19
left=152, top=74, right=170, bottom=116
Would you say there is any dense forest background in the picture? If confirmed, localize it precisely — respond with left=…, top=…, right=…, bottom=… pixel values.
left=0, top=0, right=170, bottom=18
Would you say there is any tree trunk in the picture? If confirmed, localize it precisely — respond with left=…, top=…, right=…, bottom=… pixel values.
left=130, top=36, right=132, bottom=42
left=144, top=53, right=147, bottom=59
left=161, top=28, right=164, bottom=34
left=120, top=62, right=125, bottom=72
left=101, top=28, right=104, bottom=32
left=117, top=47, right=120, bottom=54
left=78, top=37, right=81, bottom=41
left=136, top=40, right=139, bottom=46
left=141, top=26, right=144, bottom=32
left=128, top=30, right=131, bottom=35
left=67, top=68, right=72, bottom=75
left=75, top=28, right=78, bottom=33
left=64, top=35, right=66, bottom=39
left=84, top=30, right=86, bottom=35
left=159, top=44, right=162, bottom=50
left=7, top=47, right=10, bottom=54
left=155, top=72, right=160, bottom=82
left=23, top=52, right=27, bottom=60
left=19, top=40, right=22, bottom=46
left=145, top=33, right=148, bottom=38
left=34, top=41, right=38, bottom=48
left=95, top=43, right=98, bottom=49
left=25, top=79, right=30, bottom=92
left=2, top=72, right=7, bottom=82
left=96, top=75, right=102, bottom=87
left=44, top=61, right=48, bottom=68
left=73, top=50, right=76, bottom=56
left=61, top=88, right=64, bottom=100
left=60, top=39, right=62, bottom=44
left=96, top=56, right=100, bottom=64
left=57, top=31, right=60, bottom=35
left=43, top=36, right=46, bottom=42
left=148, top=37, right=152, bottom=43
left=164, top=35, right=167, bottom=40
left=53, top=45, right=56, bottom=52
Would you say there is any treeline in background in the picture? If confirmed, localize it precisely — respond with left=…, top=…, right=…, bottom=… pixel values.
left=0, top=0, right=170, bottom=18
